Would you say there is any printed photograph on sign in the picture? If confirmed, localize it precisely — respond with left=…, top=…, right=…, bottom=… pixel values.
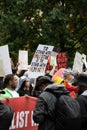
left=18, top=50, right=28, bottom=70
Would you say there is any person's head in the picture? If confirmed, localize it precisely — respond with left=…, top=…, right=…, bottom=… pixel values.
left=62, top=69, right=74, bottom=83
left=18, top=76, right=33, bottom=96
left=19, top=76, right=31, bottom=90
left=0, top=102, right=14, bottom=130
left=73, top=73, right=87, bottom=95
left=34, top=76, right=54, bottom=97
left=3, top=74, right=19, bottom=90
left=45, top=73, right=52, bottom=79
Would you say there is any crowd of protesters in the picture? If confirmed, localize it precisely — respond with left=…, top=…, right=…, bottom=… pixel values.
left=0, top=60, right=87, bottom=130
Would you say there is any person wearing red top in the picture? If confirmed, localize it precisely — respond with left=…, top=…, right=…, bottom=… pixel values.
left=62, top=69, right=78, bottom=98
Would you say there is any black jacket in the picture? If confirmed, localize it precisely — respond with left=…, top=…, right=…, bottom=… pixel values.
left=0, top=101, right=14, bottom=130
left=77, top=95, right=87, bottom=130
left=33, top=84, right=69, bottom=130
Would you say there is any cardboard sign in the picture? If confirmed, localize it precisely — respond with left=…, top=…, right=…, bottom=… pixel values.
left=50, top=56, right=57, bottom=66
left=0, top=59, right=5, bottom=77
left=3, top=96, right=38, bottom=130
left=72, top=52, right=83, bottom=72
left=0, top=45, right=12, bottom=75
left=81, top=53, right=87, bottom=68
left=18, top=50, right=28, bottom=70
left=28, top=44, right=54, bottom=78
left=50, top=51, right=58, bottom=66
left=46, top=47, right=59, bottom=71
left=56, top=52, right=68, bottom=69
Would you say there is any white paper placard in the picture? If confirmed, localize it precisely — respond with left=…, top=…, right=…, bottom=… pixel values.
left=28, top=44, right=54, bottom=78
left=18, top=50, right=28, bottom=70
left=0, top=45, right=12, bottom=75
left=73, top=52, right=83, bottom=72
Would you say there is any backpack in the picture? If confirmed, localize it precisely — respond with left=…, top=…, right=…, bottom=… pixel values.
left=54, top=94, right=81, bottom=130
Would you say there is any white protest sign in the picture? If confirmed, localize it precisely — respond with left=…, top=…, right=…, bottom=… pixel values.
left=0, top=45, right=12, bottom=75
left=72, top=52, right=83, bottom=72
left=18, top=50, right=28, bottom=70
left=28, top=44, right=54, bottom=78
left=50, top=51, right=58, bottom=66
left=81, top=53, right=87, bottom=68
left=0, top=60, right=5, bottom=77
left=50, top=56, right=57, bottom=66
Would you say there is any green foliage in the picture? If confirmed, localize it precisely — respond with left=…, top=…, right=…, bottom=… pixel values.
left=0, top=0, right=87, bottom=66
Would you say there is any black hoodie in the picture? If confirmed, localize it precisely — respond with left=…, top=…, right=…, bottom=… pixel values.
left=33, top=84, right=69, bottom=130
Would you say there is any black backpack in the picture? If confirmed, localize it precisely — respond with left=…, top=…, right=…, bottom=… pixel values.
left=54, top=94, right=81, bottom=130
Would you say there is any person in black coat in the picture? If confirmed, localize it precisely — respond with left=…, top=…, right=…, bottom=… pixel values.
left=74, top=73, right=87, bottom=130
left=33, top=76, right=81, bottom=130
left=0, top=90, right=14, bottom=130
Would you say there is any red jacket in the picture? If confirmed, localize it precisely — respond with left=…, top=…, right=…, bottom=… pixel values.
left=64, top=81, right=78, bottom=99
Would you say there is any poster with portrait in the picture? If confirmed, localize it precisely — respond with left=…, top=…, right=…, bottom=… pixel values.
left=18, top=50, right=28, bottom=70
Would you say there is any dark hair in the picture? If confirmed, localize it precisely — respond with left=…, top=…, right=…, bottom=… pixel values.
left=36, top=76, right=43, bottom=83
left=73, top=73, right=87, bottom=87
left=35, top=76, right=54, bottom=91
left=3, top=74, right=14, bottom=88
left=18, top=80, right=33, bottom=96
left=45, top=73, right=52, bottom=79
left=0, top=102, right=14, bottom=130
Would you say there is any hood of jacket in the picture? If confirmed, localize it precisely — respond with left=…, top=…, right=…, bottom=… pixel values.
left=44, top=84, right=69, bottom=96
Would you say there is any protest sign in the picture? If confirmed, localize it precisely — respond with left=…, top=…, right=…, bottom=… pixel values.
left=46, top=47, right=58, bottom=71
left=56, top=52, right=68, bottom=69
left=0, top=45, right=12, bottom=75
left=18, top=50, right=28, bottom=70
left=72, top=52, right=83, bottom=72
left=50, top=56, right=57, bottom=66
left=28, top=44, right=54, bottom=78
left=50, top=50, right=58, bottom=66
left=3, top=96, right=38, bottom=130
left=81, top=53, right=87, bottom=69
left=0, top=59, right=5, bottom=77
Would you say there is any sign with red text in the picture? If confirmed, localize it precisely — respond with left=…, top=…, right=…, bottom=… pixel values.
left=3, top=96, right=38, bottom=130
left=56, top=52, right=68, bottom=69
left=28, top=44, right=54, bottom=78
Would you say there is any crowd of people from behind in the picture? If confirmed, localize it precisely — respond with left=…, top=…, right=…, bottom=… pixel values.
left=0, top=63, right=87, bottom=130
